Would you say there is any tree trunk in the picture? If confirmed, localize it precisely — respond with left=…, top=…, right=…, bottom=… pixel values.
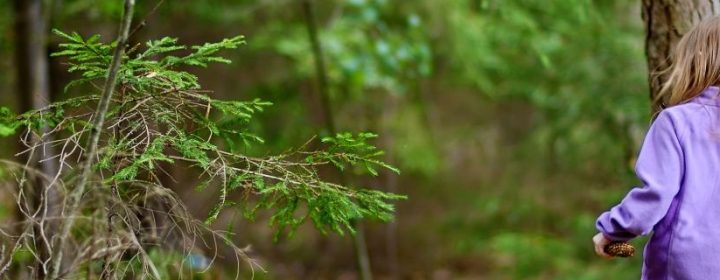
left=642, top=0, right=720, bottom=113
left=13, top=0, right=56, bottom=174
left=300, top=1, right=373, bottom=279
left=379, top=94, right=400, bottom=279
left=50, top=1, right=135, bottom=278
left=13, top=0, right=59, bottom=278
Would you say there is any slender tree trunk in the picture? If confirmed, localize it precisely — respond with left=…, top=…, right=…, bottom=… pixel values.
left=50, top=1, right=135, bottom=278
left=379, top=94, right=400, bottom=279
left=13, top=1, right=55, bottom=193
left=642, top=0, right=720, bottom=113
left=13, top=0, right=56, bottom=178
left=300, top=1, right=373, bottom=279
left=13, top=0, right=59, bottom=278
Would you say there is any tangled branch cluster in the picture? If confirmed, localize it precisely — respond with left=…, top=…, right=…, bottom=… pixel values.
left=0, top=29, right=402, bottom=279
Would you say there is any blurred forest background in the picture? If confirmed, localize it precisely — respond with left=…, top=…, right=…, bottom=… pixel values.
left=0, top=0, right=652, bottom=279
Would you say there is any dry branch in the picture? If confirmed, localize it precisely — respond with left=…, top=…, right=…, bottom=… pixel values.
left=49, top=0, right=135, bottom=278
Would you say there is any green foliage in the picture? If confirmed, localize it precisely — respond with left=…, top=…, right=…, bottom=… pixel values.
left=0, top=0, right=655, bottom=278
left=440, top=185, right=643, bottom=279
left=314, top=132, right=399, bottom=176
left=265, top=0, right=431, bottom=96
left=0, top=107, right=18, bottom=136
left=51, top=29, right=245, bottom=91
left=245, top=176, right=403, bottom=239
left=39, top=29, right=404, bottom=238
left=426, top=0, right=648, bottom=172
left=254, top=0, right=441, bottom=175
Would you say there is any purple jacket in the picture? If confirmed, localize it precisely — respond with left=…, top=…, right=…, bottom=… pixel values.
left=597, top=86, right=720, bottom=279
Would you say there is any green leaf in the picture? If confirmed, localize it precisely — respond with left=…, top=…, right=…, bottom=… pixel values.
left=0, top=107, right=19, bottom=137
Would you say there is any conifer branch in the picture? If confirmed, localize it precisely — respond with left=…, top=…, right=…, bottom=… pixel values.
left=49, top=0, right=135, bottom=278
left=0, top=1, right=402, bottom=278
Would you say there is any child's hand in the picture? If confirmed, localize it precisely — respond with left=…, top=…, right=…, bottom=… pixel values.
left=592, top=232, right=613, bottom=259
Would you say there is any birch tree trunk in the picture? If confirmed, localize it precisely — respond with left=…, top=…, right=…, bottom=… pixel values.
left=642, top=0, right=720, bottom=113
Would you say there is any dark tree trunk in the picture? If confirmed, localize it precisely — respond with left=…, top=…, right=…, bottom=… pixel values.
left=13, top=0, right=59, bottom=278
left=13, top=1, right=54, bottom=140
left=13, top=0, right=58, bottom=201
left=300, top=1, right=373, bottom=279
left=379, top=94, right=400, bottom=279
left=642, top=0, right=720, bottom=113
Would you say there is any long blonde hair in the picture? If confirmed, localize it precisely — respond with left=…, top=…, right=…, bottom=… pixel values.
left=657, top=16, right=720, bottom=108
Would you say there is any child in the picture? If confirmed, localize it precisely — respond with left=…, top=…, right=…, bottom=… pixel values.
left=594, top=16, right=720, bottom=279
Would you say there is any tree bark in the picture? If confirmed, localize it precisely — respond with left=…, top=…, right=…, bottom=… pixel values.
left=642, top=0, right=720, bottom=113
left=13, top=0, right=58, bottom=198
left=13, top=0, right=59, bottom=278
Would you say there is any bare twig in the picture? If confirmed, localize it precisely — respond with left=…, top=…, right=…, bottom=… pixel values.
left=49, top=1, right=136, bottom=278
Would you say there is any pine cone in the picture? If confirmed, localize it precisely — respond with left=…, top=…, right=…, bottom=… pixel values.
left=604, top=241, right=635, bottom=257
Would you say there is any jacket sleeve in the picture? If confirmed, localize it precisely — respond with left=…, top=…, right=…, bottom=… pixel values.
left=596, top=111, right=685, bottom=241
